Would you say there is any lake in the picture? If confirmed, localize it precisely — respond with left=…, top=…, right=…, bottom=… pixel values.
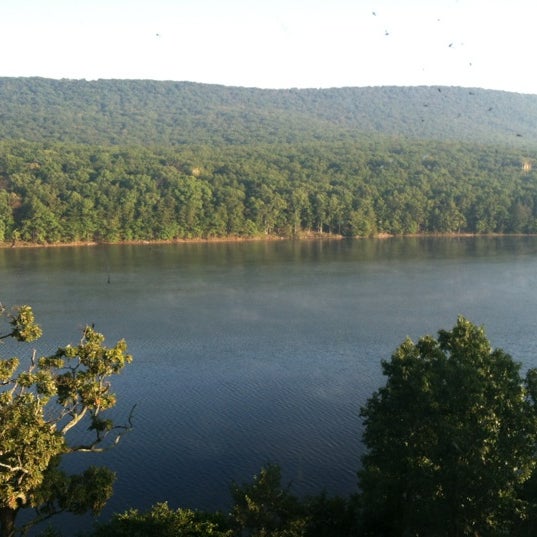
left=2, top=236, right=537, bottom=532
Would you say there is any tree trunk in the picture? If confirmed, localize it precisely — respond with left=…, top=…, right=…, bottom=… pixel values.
left=0, top=507, right=16, bottom=537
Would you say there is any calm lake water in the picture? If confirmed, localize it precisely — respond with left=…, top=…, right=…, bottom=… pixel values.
left=2, top=237, right=537, bottom=532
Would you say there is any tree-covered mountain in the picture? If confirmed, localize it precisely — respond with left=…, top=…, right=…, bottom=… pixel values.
left=1, top=77, right=537, bottom=244
left=1, top=77, right=537, bottom=147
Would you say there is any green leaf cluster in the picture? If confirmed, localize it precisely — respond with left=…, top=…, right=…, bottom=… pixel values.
left=7, top=305, right=42, bottom=342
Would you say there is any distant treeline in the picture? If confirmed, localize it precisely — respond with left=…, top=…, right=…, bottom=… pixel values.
left=1, top=139, right=536, bottom=244
left=1, top=78, right=537, bottom=147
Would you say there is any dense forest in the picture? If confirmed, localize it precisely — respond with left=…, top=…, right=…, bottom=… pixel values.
left=1, top=139, right=536, bottom=244
left=2, top=78, right=537, bottom=146
left=1, top=78, right=537, bottom=244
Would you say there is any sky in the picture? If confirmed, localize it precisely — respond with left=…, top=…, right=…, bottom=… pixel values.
left=1, top=0, right=536, bottom=94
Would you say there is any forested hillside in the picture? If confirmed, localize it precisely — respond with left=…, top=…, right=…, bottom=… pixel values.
left=1, top=139, right=536, bottom=244
left=1, top=78, right=537, bottom=244
left=1, top=78, right=537, bottom=146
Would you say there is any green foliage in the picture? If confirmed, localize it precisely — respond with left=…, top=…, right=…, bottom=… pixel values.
left=0, top=303, right=132, bottom=537
left=302, top=492, right=359, bottom=537
left=32, top=462, right=115, bottom=517
left=91, top=502, right=233, bottom=537
left=358, top=316, right=537, bottom=536
left=0, top=391, right=64, bottom=509
left=1, top=138, right=537, bottom=244
left=6, top=305, right=42, bottom=342
left=230, top=464, right=306, bottom=537
left=89, top=464, right=357, bottom=537
left=0, top=79, right=536, bottom=244
left=1, top=79, right=537, bottom=146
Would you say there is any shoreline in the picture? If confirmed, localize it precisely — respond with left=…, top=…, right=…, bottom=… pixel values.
left=1, top=232, right=530, bottom=250
left=1, top=234, right=327, bottom=249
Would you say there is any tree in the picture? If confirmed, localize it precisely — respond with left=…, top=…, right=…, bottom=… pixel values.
left=0, top=303, right=132, bottom=537
left=230, top=464, right=306, bottom=537
left=87, top=465, right=358, bottom=537
left=358, top=316, right=537, bottom=536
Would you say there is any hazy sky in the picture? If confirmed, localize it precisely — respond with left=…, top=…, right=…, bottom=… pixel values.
left=1, top=0, right=535, bottom=94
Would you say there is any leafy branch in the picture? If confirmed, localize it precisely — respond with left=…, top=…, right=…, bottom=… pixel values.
left=0, top=303, right=133, bottom=537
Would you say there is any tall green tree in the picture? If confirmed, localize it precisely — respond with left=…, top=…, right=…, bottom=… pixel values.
left=358, top=316, right=537, bottom=536
left=230, top=464, right=306, bottom=537
left=0, top=303, right=132, bottom=537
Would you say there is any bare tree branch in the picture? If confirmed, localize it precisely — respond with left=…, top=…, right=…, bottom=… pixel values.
left=0, top=462, right=29, bottom=475
left=59, top=407, right=88, bottom=435
left=68, top=404, right=136, bottom=453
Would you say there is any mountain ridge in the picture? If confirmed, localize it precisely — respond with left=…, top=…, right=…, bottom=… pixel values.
left=1, top=77, right=536, bottom=147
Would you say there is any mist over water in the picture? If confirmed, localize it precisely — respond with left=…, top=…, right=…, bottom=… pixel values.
left=2, top=237, right=537, bottom=533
